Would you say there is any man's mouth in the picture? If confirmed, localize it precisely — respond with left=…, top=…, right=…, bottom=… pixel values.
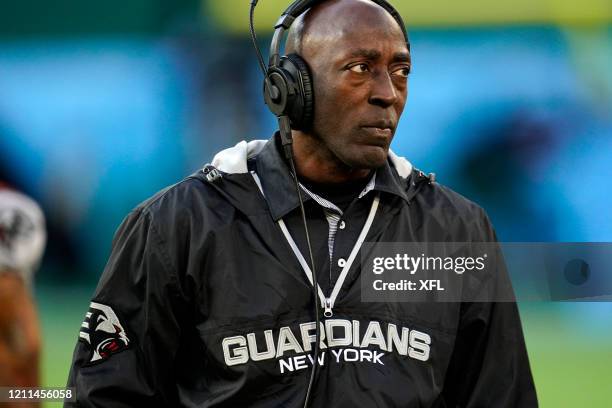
left=360, top=121, right=395, bottom=139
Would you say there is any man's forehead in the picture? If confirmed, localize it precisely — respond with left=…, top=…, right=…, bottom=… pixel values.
left=308, top=26, right=409, bottom=63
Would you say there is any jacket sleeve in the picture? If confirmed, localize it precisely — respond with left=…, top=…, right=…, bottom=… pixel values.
left=65, top=208, right=187, bottom=407
left=440, top=209, right=539, bottom=407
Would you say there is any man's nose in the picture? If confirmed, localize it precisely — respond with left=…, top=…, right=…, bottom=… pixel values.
left=369, top=71, right=398, bottom=107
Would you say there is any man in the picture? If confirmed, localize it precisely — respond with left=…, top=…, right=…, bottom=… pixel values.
left=66, top=0, right=538, bottom=406
left=0, top=184, right=46, bottom=408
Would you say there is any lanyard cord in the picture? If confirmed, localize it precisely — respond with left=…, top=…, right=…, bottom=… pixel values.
left=284, top=156, right=321, bottom=408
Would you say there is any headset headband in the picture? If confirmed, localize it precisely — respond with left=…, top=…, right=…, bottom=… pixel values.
left=269, top=0, right=410, bottom=68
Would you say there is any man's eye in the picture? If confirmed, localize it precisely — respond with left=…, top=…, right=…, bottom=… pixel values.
left=392, top=66, right=411, bottom=78
left=348, top=63, right=369, bottom=73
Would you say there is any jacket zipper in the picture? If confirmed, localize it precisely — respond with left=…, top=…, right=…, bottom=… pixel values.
left=324, top=297, right=333, bottom=317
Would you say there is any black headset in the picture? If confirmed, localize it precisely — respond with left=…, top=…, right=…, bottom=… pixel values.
left=251, top=0, right=410, bottom=137
left=248, top=2, right=409, bottom=406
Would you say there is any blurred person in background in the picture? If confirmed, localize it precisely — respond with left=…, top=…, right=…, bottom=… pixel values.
left=0, top=182, right=46, bottom=407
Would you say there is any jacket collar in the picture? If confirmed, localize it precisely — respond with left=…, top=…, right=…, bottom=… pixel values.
left=254, top=133, right=413, bottom=221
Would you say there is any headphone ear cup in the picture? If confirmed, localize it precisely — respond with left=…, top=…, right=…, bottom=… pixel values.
left=282, top=53, right=314, bottom=130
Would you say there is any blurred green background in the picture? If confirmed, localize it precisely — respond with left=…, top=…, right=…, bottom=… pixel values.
left=0, top=0, right=610, bottom=406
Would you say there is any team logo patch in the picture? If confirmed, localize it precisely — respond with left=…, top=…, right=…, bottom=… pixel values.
left=79, top=302, right=130, bottom=363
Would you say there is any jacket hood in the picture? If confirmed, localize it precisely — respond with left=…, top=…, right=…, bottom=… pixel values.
left=210, top=140, right=414, bottom=179
left=201, top=139, right=432, bottom=218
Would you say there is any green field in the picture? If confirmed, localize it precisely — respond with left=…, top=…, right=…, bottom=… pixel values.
left=37, top=286, right=612, bottom=407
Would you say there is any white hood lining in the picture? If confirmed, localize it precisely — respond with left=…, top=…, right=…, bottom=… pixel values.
left=210, top=140, right=413, bottom=179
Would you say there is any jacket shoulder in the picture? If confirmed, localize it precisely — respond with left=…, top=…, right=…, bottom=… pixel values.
left=131, top=171, right=238, bottom=234
left=433, top=183, right=486, bottom=218
left=416, top=178, right=496, bottom=242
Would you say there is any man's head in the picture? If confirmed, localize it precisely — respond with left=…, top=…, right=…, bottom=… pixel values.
left=287, top=0, right=410, bottom=172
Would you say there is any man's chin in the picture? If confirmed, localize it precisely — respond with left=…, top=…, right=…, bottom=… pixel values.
left=343, top=145, right=389, bottom=170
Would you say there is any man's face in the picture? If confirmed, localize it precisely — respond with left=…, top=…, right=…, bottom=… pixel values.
left=300, top=1, right=410, bottom=169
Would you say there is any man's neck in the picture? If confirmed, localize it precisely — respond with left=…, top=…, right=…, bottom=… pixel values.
left=290, top=131, right=371, bottom=184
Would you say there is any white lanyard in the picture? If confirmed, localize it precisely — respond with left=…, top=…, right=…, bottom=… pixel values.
left=252, top=170, right=380, bottom=317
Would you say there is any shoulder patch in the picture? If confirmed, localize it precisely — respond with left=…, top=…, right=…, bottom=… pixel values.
left=79, top=302, right=130, bottom=364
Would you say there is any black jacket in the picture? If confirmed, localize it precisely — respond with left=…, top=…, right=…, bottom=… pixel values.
left=66, top=135, right=538, bottom=407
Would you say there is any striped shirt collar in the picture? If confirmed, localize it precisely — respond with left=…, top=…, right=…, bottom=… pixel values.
left=298, top=172, right=377, bottom=216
